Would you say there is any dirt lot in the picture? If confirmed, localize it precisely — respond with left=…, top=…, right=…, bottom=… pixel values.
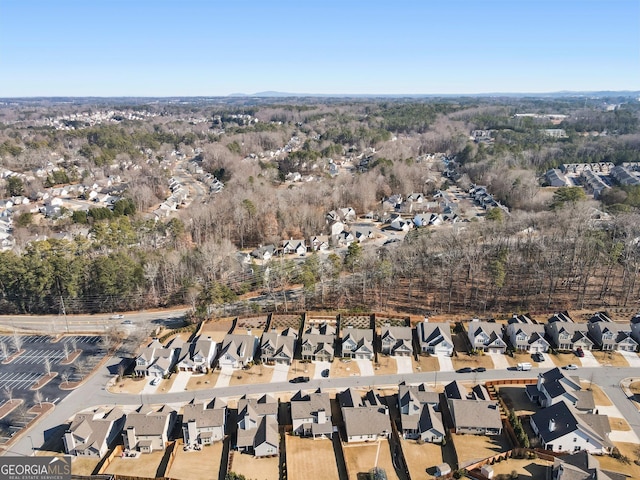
left=108, top=376, right=147, bottom=394
left=167, top=442, right=223, bottom=480
left=285, top=435, right=339, bottom=480
left=414, top=355, right=440, bottom=372
left=591, top=351, right=629, bottom=367
left=581, top=383, right=613, bottom=406
left=185, top=371, right=219, bottom=391
left=71, top=457, right=101, bottom=476
left=331, top=359, right=360, bottom=378
left=229, top=364, right=273, bottom=386
left=200, top=318, right=235, bottom=343
left=489, top=457, right=553, bottom=479
left=548, top=352, right=581, bottom=368
left=288, top=361, right=314, bottom=380
left=497, top=386, right=540, bottom=416
left=609, top=416, right=632, bottom=431
left=374, top=356, right=397, bottom=375
left=597, top=442, right=640, bottom=479
left=505, top=352, right=537, bottom=368
left=451, top=433, right=512, bottom=467
left=105, top=450, right=164, bottom=477
left=452, top=353, right=494, bottom=371
left=343, top=440, right=399, bottom=480
left=400, top=439, right=442, bottom=480
left=229, top=450, right=279, bottom=480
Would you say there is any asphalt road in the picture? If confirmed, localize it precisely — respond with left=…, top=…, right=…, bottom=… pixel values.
left=6, top=359, right=640, bottom=458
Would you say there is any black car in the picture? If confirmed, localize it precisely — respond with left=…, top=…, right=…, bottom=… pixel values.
left=474, top=367, right=486, bottom=372
left=456, top=367, right=473, bottom=373
left=289, top=376, right=310, bottom=383
left=532, top=352, right=544, bottom=363
left=321, top=369, right=330, bottom=378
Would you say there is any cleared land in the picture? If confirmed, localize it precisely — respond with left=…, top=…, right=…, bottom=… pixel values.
left=70, top=457, right=101, bottom=476
left=400, top=439, right=442, bottom=480
left=287, top=361, right=314, bottom=380
left=548, top=352, right=581, bottom=368
left=105, top=450, right=164, bottom=477
left=591, top=351, right=629, bottom=367
left=331, top=359, right=361, bottom=378
left=451, top=433, right=512, bottom=467
left=229, top=364, right=273, bottom=386
left=373, top=356, right=397, bottom=375
left=414, top=355, right=440, bottom=372
left=108, top=376, right=147, bottom=394
left=185, top=371, right=219, bottom=391
left=488, top=457, right=553, bottom=479
left=167, top=442, right=224, bottom=480
left=285, top=435, right=339, bottom=480
left=200, top=318, right=235, bottom=343
left=451, top=353, right=494, bottom=371
left=596, top=442, right=640, bottom=479
left=343, top=440, right=399, bottom=480
left=228, top=451, right=279, bottom=480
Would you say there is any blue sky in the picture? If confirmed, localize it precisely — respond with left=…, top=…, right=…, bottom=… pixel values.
left=1, top=0, right=638, bottom=96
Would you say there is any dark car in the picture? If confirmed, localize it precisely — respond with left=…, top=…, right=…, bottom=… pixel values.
left=474, top=367, right=486, bottom=372
left=321, top=369, right=330, bottom=378
left=532, top=352, right=544, bottom=363
left=456, top=367, right=473, bottom=373
left=575, top=347, right=585, bottom=358
left=289, top=376, right=310, bottom=383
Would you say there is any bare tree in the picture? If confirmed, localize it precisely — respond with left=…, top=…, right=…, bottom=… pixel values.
left=75, top=358, right=89, bottom=380
left=12, top=334, right=23, bottom=353
left=60, top=372, right=69, bottom=385
left=34, top=390, right=43, bottom=408
left=44, top=358, right=52, bottom=376
left=0, top=342, right=7, bottom=361
left=117, top=363, right=125, bottom=381
left=63, top=343, right=70, bottom=360
left=70, top=337, right=77, bottom=353
left=3, top=385, right=13, bottom=402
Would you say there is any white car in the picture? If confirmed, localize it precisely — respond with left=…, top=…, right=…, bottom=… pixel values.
left=110, top=314, right=124, bottom=319
left=150, top=377, right=160, bottom=386
left=564, top=364, right=578, bottom=370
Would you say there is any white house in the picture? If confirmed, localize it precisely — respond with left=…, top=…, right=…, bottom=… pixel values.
left=467, top=321, right=507, bottom=353
left=417, top=321, right=454, bottom=356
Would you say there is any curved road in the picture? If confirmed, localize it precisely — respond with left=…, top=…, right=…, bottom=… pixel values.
left=6, top=354, right=640, bottom=457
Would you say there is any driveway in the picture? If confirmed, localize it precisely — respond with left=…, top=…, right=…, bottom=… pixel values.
left=395, top=356, right=413, bottom=374
left=579, top=350, right=602, bottom=368
left=488, top=353, right=510, bottom=370
left=313, top=361, right=331, bottom=380
left=355, top=359, right=375, bottom=377
left=436, top=354, right=454, bottom=372
left=141, top=378, right=161, bottom=395
left=609, top=429, right=640, bottom=443
left=620, top=350, right=640, bottom=367
left=215, top=366, right=234, bottom=388
left=168, top=371, right=190, bottom=393
left=537, top=353, right=556, bottom=369
left=270, top=363, right=290, bottom=383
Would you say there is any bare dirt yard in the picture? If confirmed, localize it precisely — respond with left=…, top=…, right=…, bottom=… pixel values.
left=107, top=376, right=147, bottom=394
left=229, top=364, right=273, bottom=386
left=581, top=382, right=613, bottom=406
left=200, top=317, right=235, bottom=343
left=451, top=353, right=494, bottom=371
left=285, top=435, right=339, bottom=480
left=287, top=361, right=314, bottom=380
left=331, top=359, right=360, bottom=378
left=185, top=371, right=219, bottom=391
left=489, top=457, right=554, bottom=479
left=400, top=439, right=442, bottom=480
left=548, top=352, right=581, bottom=368
left=451, top=433, right=512, bottom=467
left=70, top=457, right=101, bottom=476
left=414, top=354, right=440, bottom=373
left=591, top=351, right=629, bottom=367
left=342, top=440, right=399, bottom=480
left=228, top=450, right=279, bottom=480
left=597, top=442, right=640, bottom=479
left=374, top=356, right=397, bottom=375
left=505, top=352, right=537, bottom=369
left=167, top=442, right=224, bottom=480
left=105, top=450, right=164, bottom=477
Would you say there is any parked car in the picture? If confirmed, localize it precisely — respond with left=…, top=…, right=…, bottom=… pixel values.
left=290, top=376, right=310, bottom=383
left=321, top=369, right=330, bottom=378
left=474, top=367, right=486, bottom=372
left=110, top=314, right=124, bottom=319
left=150, top=377, right=160, bottom=386
left=122, top=320, right=133, bottom=325
left=564, top=364, right=578, bottom=370
left=456, top=367, right=473, bottom=373
left=532, top=352, right=544, bottom=363
left=575, top=347, right=585, bottom=358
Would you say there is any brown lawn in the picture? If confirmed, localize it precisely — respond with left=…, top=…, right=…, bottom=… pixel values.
left=630, top=381, right=640, bottom=395
left=288, top=361, right=314, bottom=381
left=451, top=433, right=512, bottom=467
left=609, top=417, right=632, bottom=432
left=331, top=359, right=360, bottom=378
left=228, top=451, right=279, bottom=480
left=591, top=351, right=629, bottom=367
left=342, top=440, right=400, bottom=480
left=71, top=457, right=101, bottom=476
left=156, top=374, right=178, bottom=393
left=497, top=386, right=540, bottom=416
left=505, top=352, right=536, bottom=368
left=105, top=450, right=164, bottom=477
left=581, top=383, right=613, bottom=406
left=400, top=439, right=442, bottom=480
left=597, top=442, right=640, bottom=479
left=167, top=442, right=224, bottom=480
left=548, top=352, right=581, bottom=368
left=414, top=355, right=440, bottom=373
left=285, top=435, right=339, bottom=480
left=185, top=371, right=219, bottom=391
left=489, top=457, right=553, bottom=479
left=108, top=376, right=147, bottom=394
left=200, top=318, right=235, bottom=343
left=374, top=356, right=397, bottom=375
left=229, top=364, right=273, bottom=386
left=452, top=353, right=494, bottom=371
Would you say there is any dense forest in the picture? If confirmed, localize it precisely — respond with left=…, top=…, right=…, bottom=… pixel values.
left=0, top=96, right=639, bottom=316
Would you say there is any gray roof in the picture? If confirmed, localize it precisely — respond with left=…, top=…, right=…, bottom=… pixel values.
left=182, top=399, right=226, bottom=429
left=220, top=334, right=257, bottom=363
left=553, top=451, right=626, bottom=480
left=291, top=392, right=331, bottom=421
left=124, top=405, right=175, bottom=437
left=68, top=407, right=123, bottom=454
left=418, top=322, right=453, bottom=347
left=448, top=399, right=502, bottom=431
left=342, top=405, right=391, bottom=437
left=398, top=383, right=440, bottom=409
left=539, top=368, right=582, bottom=400
left=238, top=394, right=278, bottom=418
left=381, top=326, right=412, bottom=342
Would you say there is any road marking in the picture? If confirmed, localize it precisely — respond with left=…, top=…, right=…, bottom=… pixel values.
left=51, top=398, right=60, bottom=404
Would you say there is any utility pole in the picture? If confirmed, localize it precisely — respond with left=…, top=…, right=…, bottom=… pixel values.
left=60, top=296, right=69, bottom=333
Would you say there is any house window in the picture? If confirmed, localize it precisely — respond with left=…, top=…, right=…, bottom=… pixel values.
left=573, top=446, right=581, bottom=451
left=573, top=438, right=577, bottom=442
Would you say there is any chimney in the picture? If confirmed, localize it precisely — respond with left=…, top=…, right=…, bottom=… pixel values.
left=317, top=409, right=326, bottom=424
left=63, top=430, right=76, bottom=453
left=247, top=329, right=252, bottom=336
left=549, top=419, right=556, bottom=432
left=125, top=426, right=137, bottom=450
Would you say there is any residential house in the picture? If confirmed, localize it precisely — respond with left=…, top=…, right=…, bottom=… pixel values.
left=526, top=367, right=595, bottom=412
left=380, top=325, right=413, bottom=356
left=122, top=405, right=177, bottom=453
left=308, top=235, right=330, bottom=252
left=587, top=313, right=638, bottom=352
left=290, top=390, right=333, bottom=438
left=417, top=321, right=454, bottom=356
left=397, top=383, right=444, bottom=442
left=506, top=321, right=550, bottom=353
left=236, top=394, right=279, bottom=457
left=135, top=339, right=178, bottom=378
left=338, top=388, right=391, bottom=443
left=281, top=239, right=307, bottom=256
left=546, top=320, right=594, bottom=351
left=389, top=216, right=412, bottom=232
left=341, top=327, right=374, bottom=360
left=182, top=398, right=227, bottom=446
left=552, top=451, right=626, bottom=480
left=260, top=328, right=298, bottom=365
left=218, top=333, right=259, bottom=369
left=444, top=381, right=502, bottom=435
left=530, top=401, right=612, bottom=454
left=250, top=245, right=276, bottom=262
left=177, top=336, right=217, bottom=373
left=631, top=313, right=640, bottom=345
left=546, top=169, right=569, bottom=187
left=467, top=321, right=507, bottom=353
left=64, top=407, right=125, bottom=457
left=301, top=323, right=336, bottom=362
